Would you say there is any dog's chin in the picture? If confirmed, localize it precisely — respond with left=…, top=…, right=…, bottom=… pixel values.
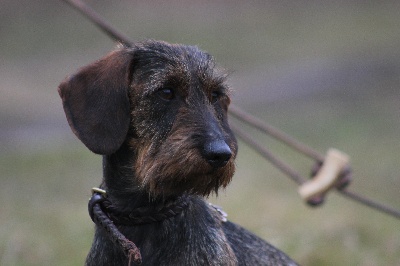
left=142, top=160, right=236, bottom=198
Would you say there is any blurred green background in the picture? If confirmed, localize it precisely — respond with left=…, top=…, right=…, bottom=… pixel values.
left=1, top=1, right=399, bottom=265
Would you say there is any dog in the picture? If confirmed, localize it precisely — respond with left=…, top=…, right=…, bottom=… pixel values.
left=59, top=40, right=297, bottom=265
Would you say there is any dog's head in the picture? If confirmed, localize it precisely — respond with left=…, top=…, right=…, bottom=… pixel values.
left=59, top=40, right=237, bottom=197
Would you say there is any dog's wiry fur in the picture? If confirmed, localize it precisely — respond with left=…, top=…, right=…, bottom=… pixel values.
left=59, top=40, right=297, bottom=265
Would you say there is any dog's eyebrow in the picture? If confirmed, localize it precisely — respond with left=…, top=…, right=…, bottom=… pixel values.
left=203, top=72, right=231, bottom=93
left=141, top=71, right=187, bottom=97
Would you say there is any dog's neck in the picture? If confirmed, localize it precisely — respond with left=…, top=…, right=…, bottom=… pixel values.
left=101, top=142, right=187, bottom=211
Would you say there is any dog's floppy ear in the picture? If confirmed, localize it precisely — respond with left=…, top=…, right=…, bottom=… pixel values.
left=58, top=48, right=133, bottom=155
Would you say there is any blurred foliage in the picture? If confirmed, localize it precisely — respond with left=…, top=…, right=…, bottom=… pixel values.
left=1, top=0, right=399, bottom=265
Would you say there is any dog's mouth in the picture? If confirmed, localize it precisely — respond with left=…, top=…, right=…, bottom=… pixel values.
left=135, top=149, right=236, bottom=197
left=147, top=159, right=236, bottom=197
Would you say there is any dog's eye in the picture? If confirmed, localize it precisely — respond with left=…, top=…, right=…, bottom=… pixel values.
left=211, top=91, right=221, bottom=103
left=157, top=88, right=175, bottom=101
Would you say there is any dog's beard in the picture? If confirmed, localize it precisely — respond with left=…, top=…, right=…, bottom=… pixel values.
left=131, top=139, right=236, bottom=198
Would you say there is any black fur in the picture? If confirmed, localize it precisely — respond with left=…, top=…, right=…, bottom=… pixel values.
left=59, top=40, right=297, bottom=266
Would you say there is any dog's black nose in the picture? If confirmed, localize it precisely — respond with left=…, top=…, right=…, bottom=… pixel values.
left=203, top=140, right=232, bottom=168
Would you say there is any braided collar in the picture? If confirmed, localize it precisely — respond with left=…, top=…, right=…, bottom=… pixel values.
left=87, top=187, right=227, bottom=265
left=89, top=187, right=190, bottom=226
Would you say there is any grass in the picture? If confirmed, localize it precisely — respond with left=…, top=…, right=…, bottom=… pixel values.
left=0, top=147, right=97, bottom=265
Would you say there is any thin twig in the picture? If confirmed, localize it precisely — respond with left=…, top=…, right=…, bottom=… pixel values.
left=230, top=123, right=306, bottom=185
left=338, top=190, right=400, bottom=219
left=230, top=105, right=324, bottom=162
left=61, top=0, right=134, bottom=47
left=231, top=121, right=400, bottom=220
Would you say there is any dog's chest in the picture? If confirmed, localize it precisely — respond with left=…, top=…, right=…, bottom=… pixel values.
left=126, top=200, right=238, bottom=265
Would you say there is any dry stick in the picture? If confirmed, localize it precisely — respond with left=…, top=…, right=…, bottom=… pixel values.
left=230, top=124, right=306, bottom=185
left=61, top=0, right=134, bottom=47
left=60, top=0, right=400, bottom=220
left=229, top=105, right=324, bottom=162
left=231, top=121, right=400, bottom=220
left=339, top=190, right=400, bottom=220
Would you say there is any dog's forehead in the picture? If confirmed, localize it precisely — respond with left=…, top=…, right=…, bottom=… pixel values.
left=134, top=41, right=212, bottom=67
left=132, top=41, right=227, bottom=93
